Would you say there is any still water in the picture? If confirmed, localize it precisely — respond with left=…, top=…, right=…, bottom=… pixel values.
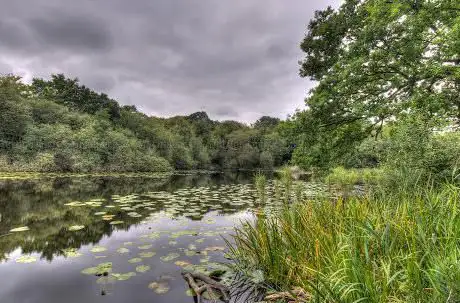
left=0, top=172, right=270, bottom=303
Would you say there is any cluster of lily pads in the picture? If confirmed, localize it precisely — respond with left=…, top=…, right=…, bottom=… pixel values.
left=73, top=222, right=235, bottom=296
left=8, top=182, right=327, bottom=238
left=6, top=181, right=328, bottom=298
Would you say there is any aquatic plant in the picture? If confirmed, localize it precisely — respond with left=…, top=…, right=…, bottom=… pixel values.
left=254, top=172, right=267, bottom=202
left=228, top=185, right=460, bottom=302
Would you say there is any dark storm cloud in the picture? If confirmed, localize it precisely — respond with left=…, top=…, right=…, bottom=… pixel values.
left=0, top=0, right=339, bottom=122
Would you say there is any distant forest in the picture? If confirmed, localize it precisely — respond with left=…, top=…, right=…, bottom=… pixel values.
left=0, top=74, right=292, bottom=172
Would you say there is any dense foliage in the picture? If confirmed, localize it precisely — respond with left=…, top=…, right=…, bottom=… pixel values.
left=284, top=0, right=460, bottom=176
left=0, top=75, right=290, bottom=172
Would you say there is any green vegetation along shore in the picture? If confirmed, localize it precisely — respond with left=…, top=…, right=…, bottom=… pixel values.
left=230, top=180, right=460, bottom=302
left=0, top=75, right=290, bottom=173
left=226, top=0, right=460, bottom=302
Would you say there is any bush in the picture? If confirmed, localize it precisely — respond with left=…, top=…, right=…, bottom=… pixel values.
left=259, top=151, right=274, bottom=169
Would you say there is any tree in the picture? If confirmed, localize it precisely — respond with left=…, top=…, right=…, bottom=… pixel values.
left=291, top=0, right=460, bottom=169
left=253, top=116, right=280, bottom=130
left=0, top=76, right=31, bottom=149
left=301, top=0, right=459, bottom=130
left=32, top=74, right=121, bottom=119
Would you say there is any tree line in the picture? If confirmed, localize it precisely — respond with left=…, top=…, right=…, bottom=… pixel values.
left=0, top=74, right=291, bottom=173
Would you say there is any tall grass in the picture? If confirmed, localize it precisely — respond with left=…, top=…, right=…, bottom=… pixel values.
left=228, top=185, right=460, bottom=302
left=254, top=172, right=267, bottom=203
left=279, top=166, right=293, bottom=204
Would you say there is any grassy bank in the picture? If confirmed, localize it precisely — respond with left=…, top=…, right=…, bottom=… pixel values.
left=228, top=185, right=460, bottom=302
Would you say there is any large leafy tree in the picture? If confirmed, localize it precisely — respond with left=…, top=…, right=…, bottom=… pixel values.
left=293, top=0, right=460, bottom=168
left=302, top=0, right=459, bottom=127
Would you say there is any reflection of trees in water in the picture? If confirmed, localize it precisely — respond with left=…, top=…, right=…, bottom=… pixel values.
left=0, top=172, right=254, bottom=261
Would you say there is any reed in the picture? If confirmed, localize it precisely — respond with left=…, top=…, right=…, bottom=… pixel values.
left=228, top=184, right=460, bottom=302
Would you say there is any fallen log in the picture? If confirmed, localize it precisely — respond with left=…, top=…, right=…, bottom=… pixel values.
left=182, top=271, right=231, bottom=303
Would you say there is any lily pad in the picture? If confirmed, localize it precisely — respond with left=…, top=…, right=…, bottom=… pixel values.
left=10, top=226, right=29, bottom=232
left=128, top=257, right=143, bottom=264
left=170, top=230, right=198, bottom=239
left=90, top=246, right=107, bottom=253
left=139, top=251, right=156, bottom=258
left=135, top=265, right=151, bottom=273
left=68, top=225, right=85, bottom=231
left=64, top=201, right=85, bottom=207
left=168, top=241, right=178, bottom=246
left=148, top=282, right=170, bottom=294
left=127, top=212, right=142, bottom=218
left=81, top=262, right=112, bottom=275
left=110, top=220, right=124, bottom=225
left=140, top=232, right=160, bottom=239
left=116, top=247, right=130, bottom=254
left=138, top=244, right=153, bottom=250
left=62, top=248, right=82, bottom=258
left=15, top=255, right=37, bottom=263
left=102, top=215, right=116, bottom=221
left=174, top=260, right=191, bottom=267
left=112, top=272, right=136, bottom=281
left=94, top=212, right=107, bottom=216
left=160, top=252, right=180, bottom=262
left=123, top=242, right=133, bottom=246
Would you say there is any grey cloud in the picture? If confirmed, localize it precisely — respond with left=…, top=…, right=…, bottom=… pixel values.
left=0, top=0, right=340, bottom=122
left=28, top=15, right=113, bottom=51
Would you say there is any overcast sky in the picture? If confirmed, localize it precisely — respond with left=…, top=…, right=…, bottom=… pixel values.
left=0, top=0, right=339, bottom=123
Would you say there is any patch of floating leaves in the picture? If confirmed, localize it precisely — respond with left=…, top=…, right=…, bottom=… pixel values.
left=135, top=265, right=151, bottom=273
left=140, top=232, right=161, bottom=239
left=139, top=251, right=156, bottom=258
left=62, top=248, right=82, bottom=258
left=116, top=247, right=130, bottom=254
left=112, top=272, right=136, bottom=281
left=160, top=252, right=180, bottom=262
left=102, top=215, right=115, bottom=221
left=109, top=220, right=124, bottom=225
left=138, top=244, right=153, bottom=250
left=90, top=246, right=107, bottom=253
left=9, top=226, right=29, bottom=232
left=68, top=225, right=85, bottom=231
left=81, top=262, right=112, bottom=275
left=128, top=258, right=143, bottom=264
left=170, top=230, right=198, bottom=239
left=148, top=281, right=170, bottom=294
left=15, top=255, right=37, bottom=263
left=174, top=260, right=191, bottom=267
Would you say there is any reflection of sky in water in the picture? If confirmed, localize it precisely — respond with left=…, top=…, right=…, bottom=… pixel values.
left=0, top=174, right=326, bottom=303
left=1, top=210, right=252, bottom=303
left=0, top=174, right=259, bottom=303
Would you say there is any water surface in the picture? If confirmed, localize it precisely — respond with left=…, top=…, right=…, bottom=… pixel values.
left=0, top=172, right=264, bottom=303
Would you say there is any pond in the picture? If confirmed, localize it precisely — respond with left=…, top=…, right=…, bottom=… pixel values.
left=0, top=172, right=328, bottom=303
left=0, top=172, right=255, bottom=303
